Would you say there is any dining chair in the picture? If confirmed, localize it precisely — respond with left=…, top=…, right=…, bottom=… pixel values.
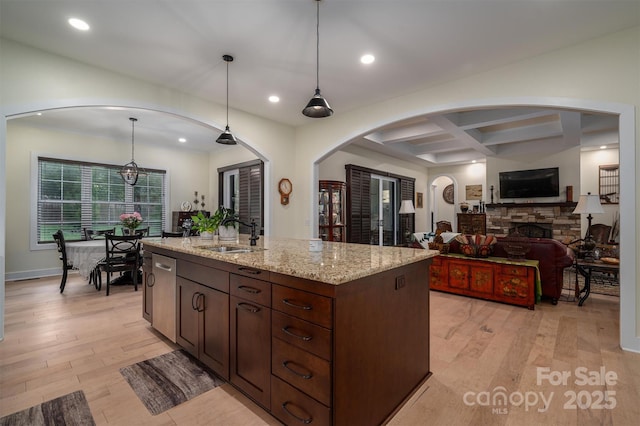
left=87, top=228, right=115, bottom=240
left=52, top=230, right=74, bottom=293
left=98, top=234, right=142, bottom=296
left=587, top=224, right=612, bottom=245
left=134, top=227, right=149, bottom=237
left=436, top=220, right=453, bottom=232
left=161, top=230, right=183, bottom=238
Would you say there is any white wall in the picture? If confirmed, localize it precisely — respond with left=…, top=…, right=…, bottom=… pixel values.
left=318, top=144, right=430, bottom=232
left=580, top=148, right=621, bottom=239
left=486, top=146, right=581, bottom=204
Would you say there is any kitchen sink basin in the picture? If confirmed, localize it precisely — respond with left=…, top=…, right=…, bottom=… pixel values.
left=197, top=245, right=263, bottom=254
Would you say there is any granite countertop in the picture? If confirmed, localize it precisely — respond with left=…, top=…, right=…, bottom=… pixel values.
left=143, top=235, right=438, bottom=285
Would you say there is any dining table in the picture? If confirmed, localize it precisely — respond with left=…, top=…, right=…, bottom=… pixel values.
left=65, top=239, right=106, bottom=280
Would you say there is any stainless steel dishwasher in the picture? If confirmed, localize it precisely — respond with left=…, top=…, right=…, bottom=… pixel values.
left=151, top=253, right=176, bottom=342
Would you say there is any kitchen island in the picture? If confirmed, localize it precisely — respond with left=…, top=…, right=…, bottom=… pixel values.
left=142, top=235, right=437, bottom=426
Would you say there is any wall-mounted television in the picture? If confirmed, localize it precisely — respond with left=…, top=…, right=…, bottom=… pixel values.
left=499, top=167, right=560, bottom=199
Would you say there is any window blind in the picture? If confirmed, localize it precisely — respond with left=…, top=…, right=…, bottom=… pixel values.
left=37, top=157, right=166, bottom=243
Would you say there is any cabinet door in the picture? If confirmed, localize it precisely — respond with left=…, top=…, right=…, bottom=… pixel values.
left=142, top=255, right=152, bottom=322
left=176, top=277, right=200, bottom=358
left=230, top=295, right=271, bottom=409
left=200, top=285, right=230, bottom=380
left=429, top=257, right=448, bottom=290
left=448, top=261, right=470, bottom=290
left=469, top=264, right=494, bottom=294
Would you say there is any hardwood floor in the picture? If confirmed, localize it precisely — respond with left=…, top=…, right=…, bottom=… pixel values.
left=1, top=274, right=639, bottom=425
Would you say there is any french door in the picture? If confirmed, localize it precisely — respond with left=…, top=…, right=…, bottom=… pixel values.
left=370, top=175, right=397, bottom=246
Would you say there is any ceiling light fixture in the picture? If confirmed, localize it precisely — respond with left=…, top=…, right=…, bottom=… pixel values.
left=68, top=18, right=90, bottom=31
left=269, top=95, right=280, bottom=103
left=119, top=117, right=147, bottom=186
left=216, top=54, right=237, bottom=145
left=302, top=0, right=333, bottom=118
left=360, top=54, right=375, bottom=64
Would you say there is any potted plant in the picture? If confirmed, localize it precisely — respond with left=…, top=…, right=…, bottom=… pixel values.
left=215, top=206, right=239, bottom=241
left=190, top=211, right=220, bottom=239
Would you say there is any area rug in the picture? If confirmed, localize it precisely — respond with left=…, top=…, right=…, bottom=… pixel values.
left=0, top=390, right=95, bottom=426
left=119, top=349, right=224, bottom=415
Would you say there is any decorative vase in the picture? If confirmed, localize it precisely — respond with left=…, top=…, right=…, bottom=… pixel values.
left=200, top=231, right=214, bottom=240
left=218, top=225, right=238, bottom=242
left=460, top=202, right=470, bottom=213
left=123, top=227, right=137, bottom=236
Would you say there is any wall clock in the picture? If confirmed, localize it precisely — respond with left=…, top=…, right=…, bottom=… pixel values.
left=443, top=184, right=455, bottom=204
left=278, top=178, right=292, bottom=205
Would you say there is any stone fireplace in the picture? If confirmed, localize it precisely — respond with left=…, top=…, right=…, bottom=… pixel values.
left=485, top=202, right=581, bottom=242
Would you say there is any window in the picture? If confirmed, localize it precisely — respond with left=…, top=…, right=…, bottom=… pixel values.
left=36, top=157, right=166, bottom=243
left=218, top=159, right=264, bottom=234
left=599, top=164, right=619, bottom=204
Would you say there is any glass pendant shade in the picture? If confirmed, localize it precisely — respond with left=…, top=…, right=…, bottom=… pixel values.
left=119, top=117, right=146, bottom=186
left=302, top=0, right=333, bottom=118
left=216, top=54, right=237, bottom=145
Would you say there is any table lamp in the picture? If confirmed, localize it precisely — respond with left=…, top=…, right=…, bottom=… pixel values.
left=573, top=192, right=604, bottom=259
left=399, top=199, right=416, bottom=244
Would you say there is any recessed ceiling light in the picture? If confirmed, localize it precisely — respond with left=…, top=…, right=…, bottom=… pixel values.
left=178, top=138, right=187, bottom=143
left=600, top=145, right=607, bottom=149
left=68, top=18, right=90, bottom=31
left=268, top=95, right=280, bottom=103
left=360, top=54, right=375, bottom=65
left=472, top=160, right=477, bottom=163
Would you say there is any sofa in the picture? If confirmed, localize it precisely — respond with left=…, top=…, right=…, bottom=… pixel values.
left=413, top=232, right=575, bottom=304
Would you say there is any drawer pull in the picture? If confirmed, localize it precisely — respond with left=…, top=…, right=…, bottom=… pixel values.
left=238, top=285, right=261, bottom=294
left=238, top=267, right=261, bottom=275
left=282, top=299, right=313, bottom=311
left=282, top=326, right=313, bottom=341
left=237, top=302, right=260, bottom=313
left=282, top=401, right=313, bottom=424
left=282, top=361, right=313, bottom=379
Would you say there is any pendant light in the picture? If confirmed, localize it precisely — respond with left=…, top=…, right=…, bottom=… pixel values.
left=216, top=54, right=238, bottom=145
left=302, top=0, right=333, bottom=118
left=119, top=117, right=147, bottom=186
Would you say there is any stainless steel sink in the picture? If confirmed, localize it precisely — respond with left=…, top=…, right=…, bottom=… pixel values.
left=196, top=245, right=263, bottom=254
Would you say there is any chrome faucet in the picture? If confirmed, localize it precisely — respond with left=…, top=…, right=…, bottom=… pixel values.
left=221, top=217, right=260, bottom=246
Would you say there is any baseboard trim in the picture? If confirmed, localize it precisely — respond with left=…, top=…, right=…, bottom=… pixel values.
left=5, top=268, right=71, bottom=282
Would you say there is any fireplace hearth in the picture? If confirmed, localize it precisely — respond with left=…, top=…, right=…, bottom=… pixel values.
left=485, top=202, right=581, bottom=241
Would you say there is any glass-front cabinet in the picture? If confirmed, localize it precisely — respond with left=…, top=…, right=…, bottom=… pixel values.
left=319, top=180, right=346, bottom=242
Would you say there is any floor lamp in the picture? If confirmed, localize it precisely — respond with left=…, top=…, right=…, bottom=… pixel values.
left=573, top=192, right=604, bottom=260
left=399, top=199, right=416, bottom=244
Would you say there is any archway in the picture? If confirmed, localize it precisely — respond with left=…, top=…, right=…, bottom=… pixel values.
left=311, top=97, right=637, bottom=353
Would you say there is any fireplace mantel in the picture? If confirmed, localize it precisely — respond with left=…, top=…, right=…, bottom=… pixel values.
left=486, top=202, right=577, bottom=209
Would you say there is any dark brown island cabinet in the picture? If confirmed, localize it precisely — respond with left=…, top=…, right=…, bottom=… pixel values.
left=142, top=238, right=433, bottom=426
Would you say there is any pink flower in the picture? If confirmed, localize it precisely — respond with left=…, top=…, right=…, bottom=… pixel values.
left=120, top=212, right=143, bottom=229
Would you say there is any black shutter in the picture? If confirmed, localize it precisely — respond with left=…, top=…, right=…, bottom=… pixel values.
left=346, top=165, right=371, bottom=244
left=399, top=178, right=415, bottom=244
left=238, top=162, right=264, bottom=234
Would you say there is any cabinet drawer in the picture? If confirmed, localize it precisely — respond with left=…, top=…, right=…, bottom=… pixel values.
left=272, top=338, right=331, bottom=406
left=500, top=265, right=529, bottom=277
left=272, top=285, right=333, bottom=329
left=177, top=259, right=229, bottom=293
left=272, top=311, right=331, bottom=361
left=230, top=274, right=271, bottom=307
left=271, top=375, right=330, bottom=426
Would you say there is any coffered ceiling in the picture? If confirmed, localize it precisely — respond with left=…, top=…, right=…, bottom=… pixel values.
left=2, top=0, right=635, bottom=165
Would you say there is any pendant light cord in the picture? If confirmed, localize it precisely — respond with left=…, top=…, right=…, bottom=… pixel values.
left=130, top=117, right=137, bottom=161
left=225, top=59, right=229, bottom=126
left=315, top=0, right=320, bottom=90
